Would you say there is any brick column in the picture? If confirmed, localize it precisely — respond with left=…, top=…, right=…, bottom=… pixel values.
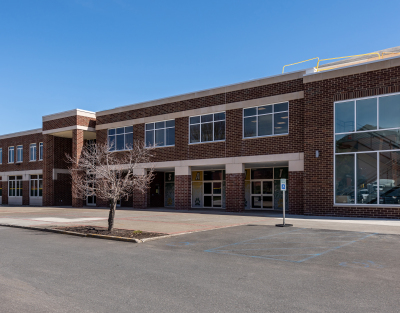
left=43, top=135, right=54, bottom=206
left=132, top=168, right=148, bottom=209
left=72, top=129, right=85, bottom=208
left=175, top=166, right=191, bottom=210
left=225, top=164, right=245, bottom=212
left=22, top=180, right=30, bottom=205
left=288, top=171, right=304, bottom=215
left=1, top=178, right=8, bottom=205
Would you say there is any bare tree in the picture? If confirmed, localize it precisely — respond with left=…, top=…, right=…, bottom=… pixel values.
left=67, top=141, right=154, bottom=231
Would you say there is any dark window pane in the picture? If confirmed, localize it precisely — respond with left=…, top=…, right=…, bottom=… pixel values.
left=274, top=102, right=288, bottom=112
left=108, top=129, right=115, bottom=135
left=258, top=105, right=272, bottom=114
left=201, top=114, right=213, bottom=123
left=380, top=151, right=400, bottom=204
left=201, top=123, right=213, bottom=142
left=155, top=129, right=165, bottom=146
left=204, top=183, right=212, bottom=194
left=379, top=94, right=400, bottom=129
left=166, top=120, right=175, bottom=127
left=252, top=181, right=261, bottom=194
left=190, top=116, right=200, bottom=124
left=146, top=123, right=154, bottom=130
left=258, top=114, right=273, bottom=136
left=145, top=130, right=154, bottom=147
left=116, top=134, right=124, bottom=150
left=155, top=121, right=165, bottom=129
left=108, top=135, right=116, bottom=151
left=263, top=181, right=273, bottom=194
left=213, top=182, right=222, bottom=194
left=251, top=168, right=273, bottom=179
left=116, top=127, right=124, bottom=134
left=356, top=98, right=377, bottom=131
left=335, top=154, right=355, bottom=204
left=252, top=196, right=262, bottom=208
left=204, top=196, right=212, bottom=207
left=125, top=133, right=133, bottom=149
left=204, top=171, right=222, bottom=181
left=335, top=129, right=400, bottom=153
left=214, top=121, right=225, bottom=141
left=244, top=108, right=257, bottom=117
left=244, top=116, right=257, bottom=137
left=166, top=128, right=175, bottom=145
left=356, top=153, right=377, bottom=204
left=125, top=126, right=133, bottom=133
left=274, top=112, right=288, bottom=134
left=335, top=101, right=355, bottom=133
left=262, top=196, right=273, bottom=208
left=214, top=112, right=225, bottom=121
left=213, top=196, right=222, bottom=207
left=190, top=125, right=200, bottom=143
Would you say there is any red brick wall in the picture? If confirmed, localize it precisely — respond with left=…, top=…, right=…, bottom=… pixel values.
left=226, top=173, right=245, bottom=212
left=133, top=189, right=148, bottom=209
left=97, top=79, right=304, bottom=125
left=304, top=65, right=400, bottom=218
left=175, top=175, right=191, bottom=210
left=43, top=116, right=96, bottom=131
left=54, top=173, right=72, bottom=206
left=71, top=129, right=84, bottom=208
left=0, top=132, right=44, bottom=172
left=1, top=179, right=7, bottom=205
left=42, top=135, right=54, bottom=206
left=288, top=171, right=304, bottom=215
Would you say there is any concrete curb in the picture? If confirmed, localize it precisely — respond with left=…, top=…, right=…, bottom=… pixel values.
left=0, top=224, right=143, bottom=243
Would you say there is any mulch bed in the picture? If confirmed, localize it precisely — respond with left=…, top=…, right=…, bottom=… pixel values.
left=55, top=226, right=165, bottom=240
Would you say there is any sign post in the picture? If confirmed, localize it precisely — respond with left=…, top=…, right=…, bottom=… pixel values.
left=276, top=178, right=293, bottom=227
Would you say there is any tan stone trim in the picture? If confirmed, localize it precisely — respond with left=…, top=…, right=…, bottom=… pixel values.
left=1, top=170, right=43, bottom=181
left=304, top=55, right=400, bottom=83
left=42, top=109, right=96, bottom=122
left=96, top=91, right=304, bottom=130
left=42, top=126, right=96, bottom=135
left=0, top=128, right=42, bottom=140
left=96, top=71, right=305, bottom=117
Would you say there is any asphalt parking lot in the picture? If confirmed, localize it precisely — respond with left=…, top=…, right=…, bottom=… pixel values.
left=1, top=224, right=399, bottom=312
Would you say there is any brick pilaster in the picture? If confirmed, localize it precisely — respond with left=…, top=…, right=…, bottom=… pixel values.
left=1, top=179, right=8, bottom=205
left=288, top=171, right=304, bottom=215
left=72, top=129, right=85, bottom=208
left=133, top=189, right=148, bottom=209
left=175, top=175, right=191, bottom=210
left=43, top=134, right=54, bottom=206
left=226, top=173, right=245, bottom=212
left=22, top=180, right=29, bottom=205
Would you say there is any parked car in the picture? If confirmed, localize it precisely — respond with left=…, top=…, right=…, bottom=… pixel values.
left=380, top=187, right=400, bottom=204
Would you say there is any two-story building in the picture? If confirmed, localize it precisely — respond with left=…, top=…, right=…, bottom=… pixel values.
left=1, top=48, right=400, bottom=218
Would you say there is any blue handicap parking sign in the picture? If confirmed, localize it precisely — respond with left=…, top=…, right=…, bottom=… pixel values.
left=280, top=179, right=286, bottom=191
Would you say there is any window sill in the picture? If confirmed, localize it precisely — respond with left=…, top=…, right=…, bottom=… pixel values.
left=333, top=204, right=400, bottom=207
left=145, top=145, right=175, bottom=149
left=189, top=140, right=225, bottom=145
left=242, top=133, right=289, bottom=140
left=29, top=160, right=36, bottom=162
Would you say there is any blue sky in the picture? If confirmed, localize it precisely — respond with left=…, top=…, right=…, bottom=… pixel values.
left=1, top=0, right=399, bottom=135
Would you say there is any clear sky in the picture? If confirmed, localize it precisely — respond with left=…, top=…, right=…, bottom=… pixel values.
left=1, top=0, right=399, bottom=135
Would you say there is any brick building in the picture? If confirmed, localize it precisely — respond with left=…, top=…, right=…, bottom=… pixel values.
left=1, top=50, right=400, bottom=218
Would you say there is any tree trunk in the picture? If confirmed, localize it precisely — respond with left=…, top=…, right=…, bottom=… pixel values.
left=108, top=200, right=116, bottom=231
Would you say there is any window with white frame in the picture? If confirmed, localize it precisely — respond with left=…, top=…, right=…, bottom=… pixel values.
left=30, top=144, right=37, bottom=162
left=334, top=93, right=400, bottom=206
left=0, top=148, right=2, bottom=164
left=189, top=112, right=225, bottom=144
left=17, top=145, right=23, bottom=163
left=30, top=175, right=43, bottom=197
left=243, top=102, right=289, bottom=138
left=8, top=147, right=14, bottom=163
left=9, top=176, right=23, bottom=197
left=108, top=126, right=133, bottom=151
left=145, top=120, right=175, bottom=147
left=39, top=142, right=43, bottom=161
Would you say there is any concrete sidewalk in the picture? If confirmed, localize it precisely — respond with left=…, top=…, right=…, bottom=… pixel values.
left=1, top=205, right=400, bottom=235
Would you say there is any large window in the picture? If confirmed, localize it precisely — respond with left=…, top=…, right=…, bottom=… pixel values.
left=39, top=142, right=43, bottom=160
left=9, top=176, right=23, bottom=197
left=243, top=102, right=289, bottom=138
left=8, top=147, right=14, bottom=163
left=17, top=145, right=23, bottom=163
left=30, top=144, right=37, bottom=161
left=0, top=148, right=2, bottom=164
left=30, top=175, right=43, bottom=197
left=108, top=127, right=133, bottom=151
left=189, top=112, right=225, bottom=144
left=145, top=120, right=175, bottom=147
left=335, top=93, right=400, bottom=205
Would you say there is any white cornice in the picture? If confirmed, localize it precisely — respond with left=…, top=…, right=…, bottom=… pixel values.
left=0, top=128, right=42, bottom=140
left=42, top=109, right=96, bottom=122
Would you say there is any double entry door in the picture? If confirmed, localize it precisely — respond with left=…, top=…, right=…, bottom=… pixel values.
left=204, top=181, right=222, bottom=208
left=251, top=180, right=273, bottom=209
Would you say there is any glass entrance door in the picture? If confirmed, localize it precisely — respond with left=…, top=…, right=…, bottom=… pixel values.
left=251, top=180, right=273, bottom=209
left=203, top=181, right=222, bottom=208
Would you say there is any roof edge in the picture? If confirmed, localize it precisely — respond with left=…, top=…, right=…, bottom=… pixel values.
left=0, top=128, right=43, bottom=140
